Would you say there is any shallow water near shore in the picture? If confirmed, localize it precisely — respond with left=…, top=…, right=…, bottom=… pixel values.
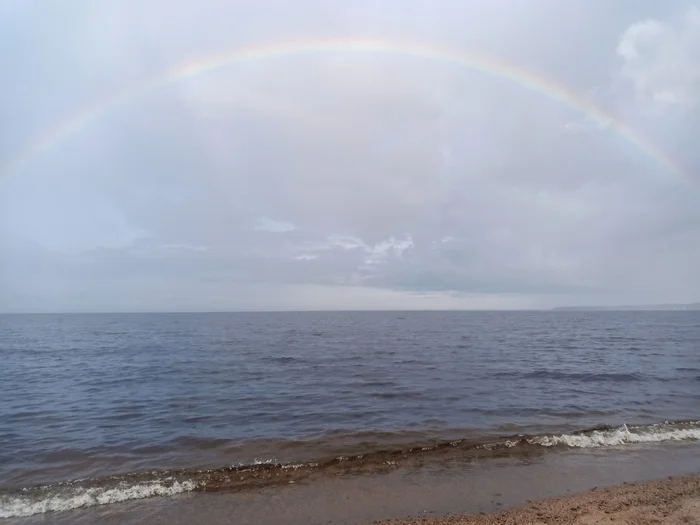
left=6, top=441, right=700, bottom=525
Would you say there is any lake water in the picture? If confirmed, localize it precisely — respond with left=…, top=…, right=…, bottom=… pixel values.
left=1, top=311, right=698, bottom=520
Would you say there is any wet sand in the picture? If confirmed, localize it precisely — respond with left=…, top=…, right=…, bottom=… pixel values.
left=379, top=474, right=700, bottom=525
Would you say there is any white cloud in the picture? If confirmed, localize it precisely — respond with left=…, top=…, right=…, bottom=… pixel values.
left=564, top=120, right=589, bottom=134
left=616, top=7, right=700, bottom=107
left=363, top=235, right=414, bottom=267
left=293, top=234, right=414, bottom=268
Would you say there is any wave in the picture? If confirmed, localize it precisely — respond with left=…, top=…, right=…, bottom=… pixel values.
left=531, top=421, right=700, bottom=448
left=492, top=370, right=647, bottom=382
left=0, top=479, right=197, bottom=519
left=269, top=356, right=304, bottom=364
left=2, top=420, right=698, bottom=519
left=529, top=371, right=645, bottom=382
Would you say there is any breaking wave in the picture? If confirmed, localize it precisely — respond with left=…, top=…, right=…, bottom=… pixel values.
left=1, top=420, right=698, bottom=519
left=531, top=421, right=700, bottom=448
left=0, top=479, right=197, bottom=519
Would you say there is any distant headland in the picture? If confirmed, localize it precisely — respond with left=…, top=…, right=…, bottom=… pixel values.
left=552, top=303, right=700, bottom=311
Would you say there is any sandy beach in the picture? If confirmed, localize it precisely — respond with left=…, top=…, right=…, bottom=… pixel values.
left=379, top=475, right=700, bottom=525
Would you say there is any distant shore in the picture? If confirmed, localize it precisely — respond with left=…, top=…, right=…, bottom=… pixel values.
left=378, top=474, right=700, bottom=525
left=553, top=303, right=700, bottom=311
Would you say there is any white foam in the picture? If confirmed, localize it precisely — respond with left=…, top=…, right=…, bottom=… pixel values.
left=252, top=458, right=276, bottom=465
left=281, top=462, right=317, bottom=470
left=0, top=479, right=198, bottom=519
left=531, top=424, right=700, bottom=448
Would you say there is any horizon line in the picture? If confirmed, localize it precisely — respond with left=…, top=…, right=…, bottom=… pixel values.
left=1, top=305, right=697, bottom=315
left=0, top=308, right=545, bottom=315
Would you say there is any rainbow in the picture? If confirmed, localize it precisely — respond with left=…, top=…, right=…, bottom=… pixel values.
left=0, top=37, right=688, bottom=184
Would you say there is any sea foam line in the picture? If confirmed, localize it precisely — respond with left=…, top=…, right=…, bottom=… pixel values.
left=530, top=423, right=700, bottom=448
left=0, top=479, right=198, bottom=519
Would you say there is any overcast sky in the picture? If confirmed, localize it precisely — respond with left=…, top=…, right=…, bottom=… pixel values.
left=1, top=0, right=699, bottom=312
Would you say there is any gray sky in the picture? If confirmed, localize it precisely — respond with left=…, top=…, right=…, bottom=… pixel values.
left=1, top=0, right=699, bottom=312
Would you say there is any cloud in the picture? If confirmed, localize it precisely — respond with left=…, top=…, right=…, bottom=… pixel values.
left=1, top=0, right=699, bottom=312
left=616, top=6, right=700, bottom=107
left=564, top=114, right=613, bottom=134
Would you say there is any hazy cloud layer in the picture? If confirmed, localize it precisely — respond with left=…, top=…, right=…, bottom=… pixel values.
left=1, top=0, right=699, bottom=312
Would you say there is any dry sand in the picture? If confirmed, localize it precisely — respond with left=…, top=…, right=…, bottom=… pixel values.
left=377, top=475, right=700, bottom=525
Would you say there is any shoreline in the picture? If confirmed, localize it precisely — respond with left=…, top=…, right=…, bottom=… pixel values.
left=5, top=420, right=699, bottom=497
left=377, top=474, right=700, bottom=525
left=4, top=443, right=700, bottom=524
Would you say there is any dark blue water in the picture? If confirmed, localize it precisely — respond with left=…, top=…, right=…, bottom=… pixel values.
left=1, top=311, right=698, bottom=518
